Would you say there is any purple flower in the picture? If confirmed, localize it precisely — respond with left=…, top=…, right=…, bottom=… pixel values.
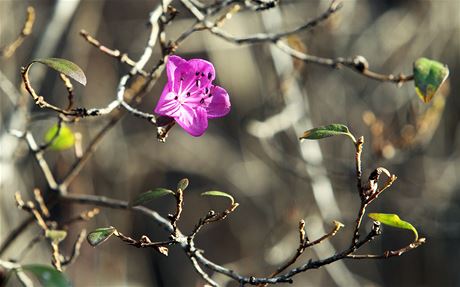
left=154, top=55, right=231, bottom=137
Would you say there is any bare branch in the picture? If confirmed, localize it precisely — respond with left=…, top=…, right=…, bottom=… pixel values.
left=61, top=230, right=87, bottom=268
left=1, top=6, right=35, bottom=58
left=79, top=30, right=149, bottom=77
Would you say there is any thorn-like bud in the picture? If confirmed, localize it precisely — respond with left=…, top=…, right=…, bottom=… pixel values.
left=353, top=55, right=369, bottom=72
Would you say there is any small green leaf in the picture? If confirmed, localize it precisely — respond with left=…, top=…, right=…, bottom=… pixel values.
left=45, top=230, right=67, bottom=243
left=177, top=178, right=189, bottom=191
left=130, top=188, right=175, bottom=207
left=300, top=124, right=356, bottom=142
left=87, top=227, right=116, bottom=247
left=201, top=191, right=235, bottom=205
left=44, top=123, right=75, bottom=150
left=368, top=213, right=418, bottom=241
left=413, top=57, right=449, bottom=103
left=21, top=264, right=71, bottom=287
left=33, top=58, right=87, bottom=86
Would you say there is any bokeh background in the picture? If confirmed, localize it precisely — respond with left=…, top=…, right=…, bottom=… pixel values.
left=1, top=0, right=459, bottom=286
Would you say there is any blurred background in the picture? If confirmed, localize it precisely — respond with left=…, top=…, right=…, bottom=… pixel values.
left=1, top=0, right=459, bottom=286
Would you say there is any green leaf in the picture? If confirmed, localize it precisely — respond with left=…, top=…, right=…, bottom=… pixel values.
left=45, top=230, right=67, bottom=243
left=413, top=57, right=449, bottom=103
left=177, top=178, right=189, bottom=191
left=300, top=124, right=356, bottom=142
left=21, top=264, right=71, bottom=287
left=368, top=213, right=418, bottom=241
left=87, top=227, right=116, bottom=247
left=33, top=58, right=87, bottom=86
left=201, top=191, right=235, bottom=205
left=44, top=123, right=75, bottom=150
left=130, top=188, right=175, bottom=207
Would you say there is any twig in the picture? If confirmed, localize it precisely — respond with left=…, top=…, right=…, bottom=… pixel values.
left=15, top=193, right=48, bottom=231
left=260, top=220, right=343, bottom=286
left=346, top=237, right=426, bottom=259
left=61, top=208, right=100, bottom=227
left=60, top=193, right=173, bottom=233
left=275, top=41, right=414, bottom=84
left=61, top=230, right=86, bottom=267
left=24, top=132, right=59, bottom=191
left=169, top=188, right=184, bottom=238
left=79, top=30, right=149, bottom=77
left=0, top=6, right=35, bottom=58
left=113, top=230, right=171, bottom=256
left=188, top=203, right=239, bottom=243
left=50, top=242, right=62, bottom=271
left=59, top=73, right=75, bottom=110
left=0, top=260, right=34, bottom=287
left=188, top=256, right=219, bottom=287
left=183, top=0, right=414, bottom=85
left=33, top=188, right=50, bottom=218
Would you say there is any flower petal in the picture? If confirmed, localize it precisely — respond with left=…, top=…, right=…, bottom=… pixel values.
left=175, top=105, right=208, bottom=137
left=167, top=55, right=187, bottom=82
left=206, top=86, right=231, bottom=118
left=188, top=59, right=216, bottom=87
left=154, top=84, right=181, bottom=117
left=174, top=59, right=215, bottom=96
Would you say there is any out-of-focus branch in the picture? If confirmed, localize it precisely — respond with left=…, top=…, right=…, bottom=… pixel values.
left=0, top=216, right=34, bottom=257
left=14, top=192, right=65, bottom=271
left=191, top=0, right=342, bottom=43
left=0, top=7, right=35, bottom=58
left=183, top=0, right=414, bottom=85
left=0, top=260, right=33, bottom=287
left=275, top=41, right=414, bottom=84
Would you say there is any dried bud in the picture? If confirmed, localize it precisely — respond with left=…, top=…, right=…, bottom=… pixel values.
left=372, top=221, right=382, bottom=235
left=353, top=55, right=369, bottom=72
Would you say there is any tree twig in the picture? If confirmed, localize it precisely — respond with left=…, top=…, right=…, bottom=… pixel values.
left=0, top=6, right=35, bottom=58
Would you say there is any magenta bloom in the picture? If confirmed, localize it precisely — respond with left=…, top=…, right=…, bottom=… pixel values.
left=154, top=55, right=231, bottom=137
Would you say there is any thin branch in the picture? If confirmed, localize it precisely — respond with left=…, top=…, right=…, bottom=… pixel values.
left=347, top=237, right=426, bottom=260
left=275, top=41, right=414, bottom=84
left=206, top=0, right=342, bottom=43
left=33, top=188, right=50, bottom=218
left=24, top=132, right=59, bottom=191
left=113, top=230, right=171, bottom=256
left=260, top=220, right=343, bottom=286
left=59, top=112, right=123, bottom=192
left=1, top=6, right=35, bottom=58
left=21, top=62, right=114, bottom=118
left=0, top=260, right=34, bottom=287
left=79, top=30, right=149, bottom=77
left=16, top=234, right=44, bottom=262
left=188, top=203, right=239, bottom=243
left=61, top=230, right=86, bottom=268
left=0, top=216, right=35, bottom=257
left=61, top=208, right=100, bottom=227
left=183, top=0, right=414, bottom=85
left=50, top=242, right=62, bottom=271
left=169, top=188, right=184, bottom=238
left=60, top=193, right=173, bottom=233
left=188, top=256, right=219, bottom=287
left=59, top=73, right=75, bottom=111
